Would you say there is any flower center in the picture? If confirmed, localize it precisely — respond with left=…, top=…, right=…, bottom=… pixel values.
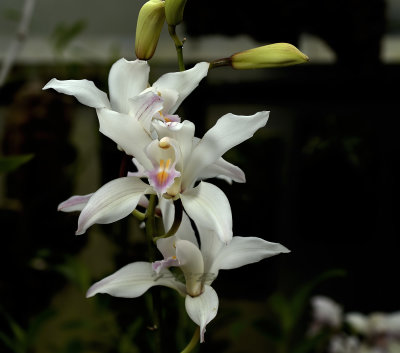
left=156, top=159, right=172, bottom=186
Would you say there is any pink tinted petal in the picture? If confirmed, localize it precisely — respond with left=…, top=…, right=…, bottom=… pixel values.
left=128, top=91, right=164, bottom=134
left=152, top=256, right=180, bottom=274
left=108, top=58, right=150, bottom=114
left=76, top=177, right=154, bottom=235
left=185, top=285, right=219, bottom=343
left=43, top=79, right=110, bottom=109
left=86, top=261, right=186, bottom=298
left=58, top=194, right=93, bottom=212
left=146, top=162, right=181, bottom=195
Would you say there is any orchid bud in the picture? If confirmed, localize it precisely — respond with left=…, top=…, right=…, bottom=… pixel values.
left=135, top=0, right=165, bottom=60
left=165, top=0, right=187, bottom=26
left=231, top=43, right=309, bottom=69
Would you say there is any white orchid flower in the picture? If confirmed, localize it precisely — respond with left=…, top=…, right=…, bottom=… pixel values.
left=43, top=58, right=210, bottom=134
left=60, top=110, right=269, bottom=243
left=86, top=211, right=289, bottom=342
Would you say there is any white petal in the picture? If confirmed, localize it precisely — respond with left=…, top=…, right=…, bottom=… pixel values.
left=57, top=194, right=93, bottom=212
left=156, top=235, right=178, bottom=259
left=197, top=157, right=246, bottom=184
left=97, top=108, right=153, bottom=170
left=152, top=62, right=209, bottom=114
left=86, top=261, right=186, bottom=298
left=196, top=227, right=223, bottom=281
left=108, top=58, right=150, bottom=114
left=127, top=158, right=147, bottom=178
left=76, top=177, right=154, bottom=235
left=210, top=236, right=290, bottom=274
left=43, top=78, right=110, bottom=109
left=182, top=111, right=269, bottom=189
left=128, top=91, right=164, bottom=134
left=176, top=240, right=204, bottom=297
left=181, top=182, right=232, bottom=244
left=185, top=285, right=219, bottom=343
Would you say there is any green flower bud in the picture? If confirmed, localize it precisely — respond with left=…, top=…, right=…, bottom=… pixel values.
left=135, top=0, right=165, bottom=60
left=165, top=0, right=187, bottom=26
left=231, top=43, right=309, bottom=69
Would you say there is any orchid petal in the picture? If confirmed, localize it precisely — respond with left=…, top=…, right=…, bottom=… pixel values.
left=97, top=108, right=153, bottom=170
left=145, top=139, right=181, bottom=195
left=128, top=91, right=164, bottom=134
left=185, top=285, right=219, bottom=343
left=76, top=177, right=154, bottom=235
left=176, top=239, right=204, bottom=297
left=153, top=120, right=196, bottom=170
left=209, top=236, right=290, bottom=275
left=183, top=111, right=269, bottom=189
left=127, top=158, right=147, bottom=178
left=58, top=194, right=93, bottom=212
left=180, top=182, right=232, bottom=244
left=108, top=58, right=150, bottom=114
left=152, top=62, right=209, bottom=114
left=43, top=79, right=110, bottom=109
left=86, top=261, right=186, bottom=298
left=152, top=255, right=180, bottom=274
left=197, top=157, right=246, bottom=184
left=155, top=235, right=178, bottom=260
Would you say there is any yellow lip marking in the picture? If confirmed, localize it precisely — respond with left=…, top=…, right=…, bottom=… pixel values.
left=156, top=158, right=172, bottom=186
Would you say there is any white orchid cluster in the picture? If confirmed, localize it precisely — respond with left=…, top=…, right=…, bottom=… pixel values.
left=310, top=296, right=400, bottom=353
left=42, top=0, right=310, bottom=348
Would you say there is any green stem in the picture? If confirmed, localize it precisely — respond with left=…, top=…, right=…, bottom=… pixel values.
left=168, top=24, right=185, bottom=71
left=153, top=198, right=183, bottom=243
left=144, top=194, right=162, bottom=353
left=132, top=209, right=146, bottom=221
left=180, top=327, right=200, bottom=353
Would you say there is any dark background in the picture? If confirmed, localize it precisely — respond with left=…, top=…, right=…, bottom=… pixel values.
left=1, top=0, right=398, bottom=352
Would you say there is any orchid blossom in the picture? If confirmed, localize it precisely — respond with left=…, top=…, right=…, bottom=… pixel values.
left=86, top=205, right=289, bottom=342
left=58, top=110, right=269, bottom=244
left=43, top=58, right=209, bottom=134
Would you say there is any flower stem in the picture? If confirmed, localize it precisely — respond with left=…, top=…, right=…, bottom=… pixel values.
left=153, top=198, right=183, bottom=243
left=144, top=194, right=162, bottom=353
left=180, top=326, right=200, bottom=353
left=168, top=24, right=185, bottom=71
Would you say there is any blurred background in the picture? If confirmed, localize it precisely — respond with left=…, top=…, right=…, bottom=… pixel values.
left=0, top=0, right=399, bottom=352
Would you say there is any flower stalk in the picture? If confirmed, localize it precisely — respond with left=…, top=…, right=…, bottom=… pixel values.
left=153, top=198, right=183, bottom=243
left=180, top=326, right=200, bottom=353
left=168, top=24, right=185, bottom=71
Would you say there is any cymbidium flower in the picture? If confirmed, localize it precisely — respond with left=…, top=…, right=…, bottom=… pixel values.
left=43, top=58, right=210, bottom=136
left=59, top=110, right=269, bottom=243
left=86, top=212, right=289, bottom=342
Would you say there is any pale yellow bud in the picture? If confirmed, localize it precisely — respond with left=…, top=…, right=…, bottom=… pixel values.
left=165, top=0, right=187, bottom=26
left=231, top=43, right=309, bottom=70
left=135, top=0, right=165, bottom=60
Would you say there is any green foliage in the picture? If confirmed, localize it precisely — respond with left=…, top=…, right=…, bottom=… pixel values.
left=254, top=269, right=346, bottom=353
left=0, top=308, right=54, bottom=353
left=0, top=154, right=33, bottom=174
